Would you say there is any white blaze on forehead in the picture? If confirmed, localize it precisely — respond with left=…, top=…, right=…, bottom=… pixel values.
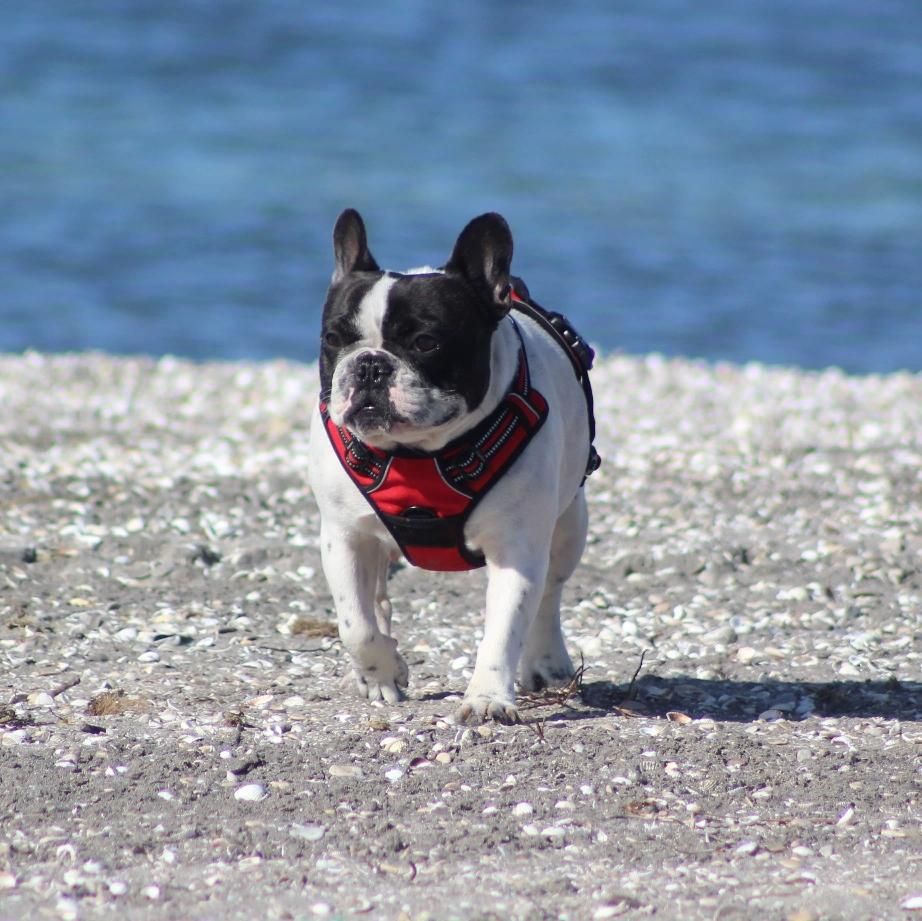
left=354, top=274, right=398, bottom=348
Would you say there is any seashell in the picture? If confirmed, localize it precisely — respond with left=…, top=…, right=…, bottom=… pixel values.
left=289, top=823, right=326, bottom=842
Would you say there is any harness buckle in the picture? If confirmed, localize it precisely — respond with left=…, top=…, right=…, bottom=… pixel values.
left=586, top=446, right=601, bottom=476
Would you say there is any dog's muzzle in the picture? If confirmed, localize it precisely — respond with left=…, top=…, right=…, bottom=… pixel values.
left=343, top=350, right=397, bottom=429
left=353, top=351, right=396, bottom=389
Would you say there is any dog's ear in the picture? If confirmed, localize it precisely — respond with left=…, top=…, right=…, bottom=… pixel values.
left=445, top=213, right=514, bottom=315
left=332, top=209, right=380, bottom=283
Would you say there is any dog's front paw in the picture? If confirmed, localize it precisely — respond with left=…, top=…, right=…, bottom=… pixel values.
left=346, top=636, right=409, bottom=704
left=454, top=694, right=521, bottom=726
left=352, top=664, right=408, bottom=704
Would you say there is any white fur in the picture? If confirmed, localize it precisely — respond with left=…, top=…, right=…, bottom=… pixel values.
left=354, top=274, right=396, bottom=348
left=309, top=310, right=589, bottom=723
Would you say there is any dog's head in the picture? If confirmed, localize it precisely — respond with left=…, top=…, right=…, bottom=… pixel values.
left=320, top=209, right=516, bottom=449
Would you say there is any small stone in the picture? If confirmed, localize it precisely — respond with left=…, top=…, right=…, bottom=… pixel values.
left=62, top=869, right=83, bottom=887
left=835, top=805, right=855, bottom=826
left=736, top=646, right=757, bottom=664
left=234, top=783, right=268, bottom=802
left=594, top=904, right=631, bottom=920
left=328, top=764, right=363, bottom=779
left=0, top=871, right=17, bottom=889
left=27, top=692, right=56, bottom=708
left=512, top=802, right=533, bottom=817
left=434, top=752, right=452, bottom=764
left=108, top=881, right=128, bottom=896
left=290, top=823, right=326, bottom=842
left=787, top=911, right=819, bottom=921
left=384, top=769, right=404, bottom=783
left=757, top=709, right=785, bottom=721
left=142, top=884, right=161, bottom=900
left=541, top=826, right=566, bottom=839
left=703, top=626, right=737, bottom=645
left=575, top=635, right=602, bottom=657
left=55, top=898, right=79, bottom=920
left=901, top=895, right=922, bottom=911
left=666, top=711, right=692, bottom=724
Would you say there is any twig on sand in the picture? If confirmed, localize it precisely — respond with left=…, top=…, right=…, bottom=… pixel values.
left=625, top=650, right=647, bottom=700
left=518, top=654, right=587, bottom=715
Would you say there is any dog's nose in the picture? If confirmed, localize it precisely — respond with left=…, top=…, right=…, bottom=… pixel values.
left=355, top=353, right=395, bottom=387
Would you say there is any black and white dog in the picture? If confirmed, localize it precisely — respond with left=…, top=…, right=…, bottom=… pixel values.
left=308, top=209, right=596, bottom=723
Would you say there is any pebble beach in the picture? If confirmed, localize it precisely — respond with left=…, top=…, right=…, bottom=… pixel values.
left=1, top=350, right=920, bottom=920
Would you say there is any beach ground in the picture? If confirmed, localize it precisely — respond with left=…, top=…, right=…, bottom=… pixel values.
left=1, top=352, right=920, bottom=920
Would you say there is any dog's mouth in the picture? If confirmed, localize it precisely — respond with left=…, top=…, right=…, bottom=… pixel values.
left=335, top=375, right=467, bottom=445
left=344, top=401, right=464, bottom=445
left=344, top=397, right=400, bottom=433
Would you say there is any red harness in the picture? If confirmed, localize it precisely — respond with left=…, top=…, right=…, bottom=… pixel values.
left=319, top=326, right=548, bottom=571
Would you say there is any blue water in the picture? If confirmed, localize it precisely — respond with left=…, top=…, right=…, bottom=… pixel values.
left=1, top=1, right=920, bottom=372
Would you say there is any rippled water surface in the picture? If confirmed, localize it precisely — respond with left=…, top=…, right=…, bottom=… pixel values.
left=2, top=1, right=920, bottom=371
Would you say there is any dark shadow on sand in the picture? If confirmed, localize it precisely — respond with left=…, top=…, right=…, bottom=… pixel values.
left=578, top=675, right=922, bottom=723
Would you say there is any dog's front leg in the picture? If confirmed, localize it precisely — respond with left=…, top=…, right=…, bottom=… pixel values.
left=455, top=558, right=548, bottom=725
left=320, top=526, right=408, bottom=703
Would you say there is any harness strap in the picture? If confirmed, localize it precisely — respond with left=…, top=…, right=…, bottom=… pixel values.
left=509, top=279, right=601, bottom=479
left=378, top=509, right=483, bottom=569
left=319, top=325, right=548, bottom=571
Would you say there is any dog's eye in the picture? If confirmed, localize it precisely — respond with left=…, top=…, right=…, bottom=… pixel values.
left=324, top=332, right=342, bottom=349
left=413, top=334, right=438, bottom=353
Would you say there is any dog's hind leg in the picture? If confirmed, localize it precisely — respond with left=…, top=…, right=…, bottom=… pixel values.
left=518, top=489, right=587, bottom=691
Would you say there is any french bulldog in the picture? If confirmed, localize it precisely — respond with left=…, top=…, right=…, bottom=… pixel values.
left=308, top=209, right=593, bottom=724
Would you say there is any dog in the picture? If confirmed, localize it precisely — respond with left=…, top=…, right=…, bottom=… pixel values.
left=308, top=209, right=598, bottom=724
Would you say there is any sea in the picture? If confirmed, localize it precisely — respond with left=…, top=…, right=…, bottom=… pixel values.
left=1, top=0, right=920, bottom=373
